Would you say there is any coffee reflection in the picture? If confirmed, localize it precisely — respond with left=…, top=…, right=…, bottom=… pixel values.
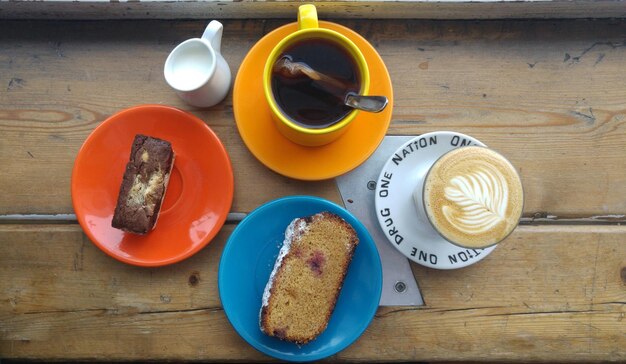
left=271, top=38, right=361, bottom=129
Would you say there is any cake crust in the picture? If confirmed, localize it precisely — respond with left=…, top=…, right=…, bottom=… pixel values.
left=260, top=212, right=359, bottom=344
left=111, top=134, right=174, bottom=234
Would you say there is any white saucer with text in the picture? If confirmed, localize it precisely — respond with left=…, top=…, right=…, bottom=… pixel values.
left=374, top=131, right=497, bottom=269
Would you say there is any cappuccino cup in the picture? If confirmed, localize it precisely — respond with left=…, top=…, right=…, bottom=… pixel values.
left=414, top=146, right=524, bottom=249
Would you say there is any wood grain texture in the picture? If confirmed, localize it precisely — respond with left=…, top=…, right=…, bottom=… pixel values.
left=1, top=225, right=624, bottom=361
left=2, top=0, right=626, bottom=20
left=1, top=19, right=626, bottom=361
left=379, top=19, right=626, bottom=218
left=1, top=19, right=626, bottom=217
left=0, top=20, right=342, bottom=215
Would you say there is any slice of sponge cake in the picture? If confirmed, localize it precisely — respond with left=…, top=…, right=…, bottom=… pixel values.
left=260, top=212, right=359, bottom=345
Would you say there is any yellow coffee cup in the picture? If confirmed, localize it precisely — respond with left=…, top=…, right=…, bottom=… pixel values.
left=263, top=4, right=370, bottom=147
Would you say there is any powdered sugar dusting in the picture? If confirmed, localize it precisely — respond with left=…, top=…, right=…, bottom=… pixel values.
left=261, top=217, right=308, bottom=309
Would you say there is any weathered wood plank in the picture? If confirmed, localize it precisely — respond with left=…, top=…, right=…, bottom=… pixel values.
left=382, top=19, right=626, bottom=217
left=1, top=0, right=626, bottom=20
left=0, top=20, right=342, bottom=215
left=1, top=19, right=626, bottom=217
left=0, top=224, right=227, bottom=313
left=1, top=224, right=624, bottom=361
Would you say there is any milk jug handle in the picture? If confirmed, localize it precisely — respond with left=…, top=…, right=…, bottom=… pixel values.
left=202, top=20, right=223, bottom=54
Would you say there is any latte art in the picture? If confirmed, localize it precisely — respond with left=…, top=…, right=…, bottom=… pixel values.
left=442, top=165, right=508, bottom=235
left=421, top=146, right=524, bottom=249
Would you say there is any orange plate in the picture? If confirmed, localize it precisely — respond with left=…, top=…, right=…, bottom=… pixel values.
left=234, top=21, right=393, bottom=181
left=71, top=105, right=234, bottom=267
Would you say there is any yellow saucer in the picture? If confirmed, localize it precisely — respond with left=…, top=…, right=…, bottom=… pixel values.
left=233, top=21, right=393, bottom=181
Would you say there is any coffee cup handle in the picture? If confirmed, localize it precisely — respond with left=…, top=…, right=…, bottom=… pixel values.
left=201, top=20, right=223, bottom=54
left=297, top=4, right=318, bottom=30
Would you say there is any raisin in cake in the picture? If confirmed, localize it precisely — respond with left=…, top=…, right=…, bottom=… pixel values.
left=111, top=134, right=175, bottom=234
left=260, top=212, right=359, bottom=345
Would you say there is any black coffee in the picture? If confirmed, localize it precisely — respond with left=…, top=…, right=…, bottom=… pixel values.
left=271, top=38, right=361, bottom=129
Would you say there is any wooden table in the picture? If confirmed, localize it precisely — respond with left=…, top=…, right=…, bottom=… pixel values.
left=1, top=16, right=625, bottom=362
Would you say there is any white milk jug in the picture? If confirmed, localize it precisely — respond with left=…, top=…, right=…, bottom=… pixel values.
left=164, top=20, right=231, bottom=108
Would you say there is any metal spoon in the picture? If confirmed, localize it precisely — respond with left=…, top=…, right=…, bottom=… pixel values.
left=344, top=93, right=388, bottom=113
left=273, top=56, right=388, bottom=113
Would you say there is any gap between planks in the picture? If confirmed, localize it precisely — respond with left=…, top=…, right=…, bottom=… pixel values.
left=0, top=213, right=624, bottom=225
left=0, top=213, right=246, bottom=225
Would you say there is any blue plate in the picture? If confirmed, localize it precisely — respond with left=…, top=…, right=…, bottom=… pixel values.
left=218, top=196, right=382, bottom=362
